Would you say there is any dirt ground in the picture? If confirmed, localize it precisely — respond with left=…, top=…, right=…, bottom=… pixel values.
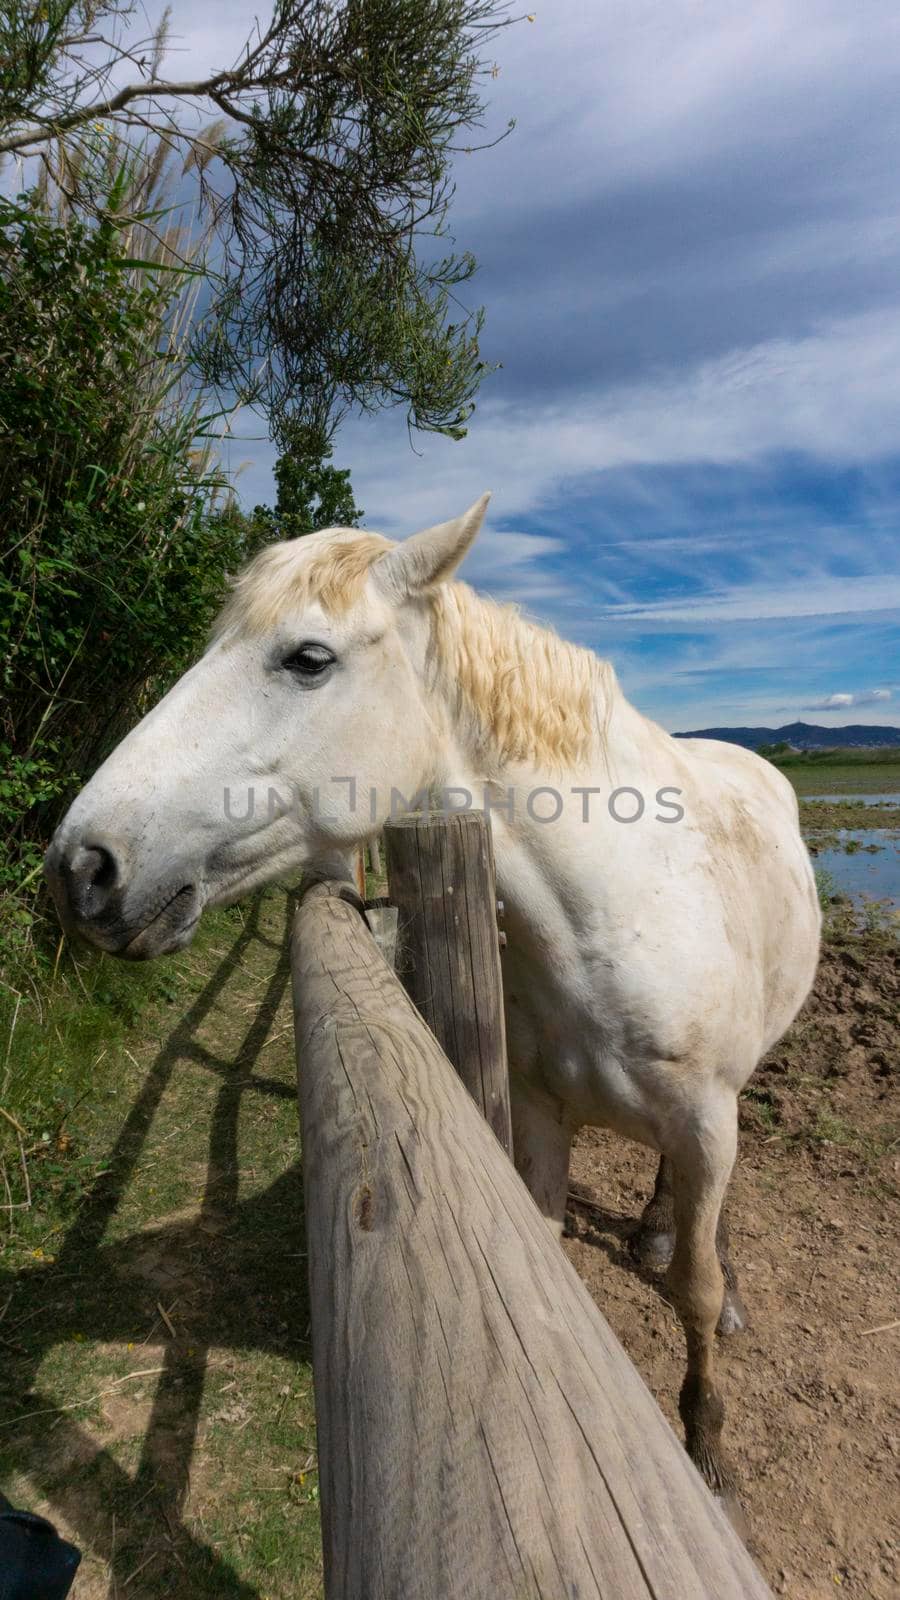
left=564, top=936, right=899, bottom=1600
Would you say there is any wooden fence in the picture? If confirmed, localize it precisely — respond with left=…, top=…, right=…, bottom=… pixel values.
left=290, top=816, right=772, bottom=1599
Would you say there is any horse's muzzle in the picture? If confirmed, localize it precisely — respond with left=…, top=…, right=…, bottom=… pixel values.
left=44, top=831, right=203, bottom=959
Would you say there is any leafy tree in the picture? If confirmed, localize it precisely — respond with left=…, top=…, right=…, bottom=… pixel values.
left=0, top=0, right=516, bottom=444
left=271, top=423, right=363, bottom=537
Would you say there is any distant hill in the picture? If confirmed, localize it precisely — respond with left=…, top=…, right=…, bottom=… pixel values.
left=673, top=721, right=900, bottom=751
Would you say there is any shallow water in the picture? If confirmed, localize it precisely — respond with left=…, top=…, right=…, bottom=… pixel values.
left=805, top=792, right=900, bottom=805
left=808, top=829, right=900, bottom=907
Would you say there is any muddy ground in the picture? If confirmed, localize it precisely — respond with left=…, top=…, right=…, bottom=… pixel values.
left=565, top=934, right=899, bottom=1600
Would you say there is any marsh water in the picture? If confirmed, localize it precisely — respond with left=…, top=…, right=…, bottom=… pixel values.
left=809, top=831, right=900, bottom=907
left=802, top=790, right=900, bottom=908
left=805, top=793, right=900, bottom=806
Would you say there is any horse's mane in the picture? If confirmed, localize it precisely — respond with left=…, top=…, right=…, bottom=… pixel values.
left=211, top=529, right=394, bottom=639
left=428, top=582, right=612, bottom=771
left=212, top=530, right=613, bottom=771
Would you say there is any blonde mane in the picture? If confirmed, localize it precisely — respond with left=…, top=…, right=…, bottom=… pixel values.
left=429, top=582, right=613, bottom=771
left=211, top=529, right=393, bottom=639
left=212, top=530, right=613, bottom=771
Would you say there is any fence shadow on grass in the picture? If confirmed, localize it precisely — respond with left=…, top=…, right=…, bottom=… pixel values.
left=0, top=891, right=312, bottom=1599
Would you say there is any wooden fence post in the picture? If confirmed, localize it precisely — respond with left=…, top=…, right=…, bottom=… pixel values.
left=290, top=874, right=772, bottom=1600
left=384, top=809, right=512, bottom=1155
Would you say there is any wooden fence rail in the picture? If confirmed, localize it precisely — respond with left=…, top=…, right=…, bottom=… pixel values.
left=290, top=869, right=772, bottom=1600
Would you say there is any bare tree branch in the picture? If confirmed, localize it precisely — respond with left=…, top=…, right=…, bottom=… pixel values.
left=0, top=71, right=247, bottom=155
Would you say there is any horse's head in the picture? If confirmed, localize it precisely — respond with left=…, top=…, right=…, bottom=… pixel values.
left=44, top=495, right=490, bottom=957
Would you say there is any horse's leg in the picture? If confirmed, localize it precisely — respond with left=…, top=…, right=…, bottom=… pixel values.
left=715, top=1197, right=749, bottom=1335
left=634, top=1153, right=748, bottom=1335
left=509, top=1074, right=575, bottom=1238
left=664, top=1093, right=743, bottom=1515
left=631, top=1152, right=676, bottom=1267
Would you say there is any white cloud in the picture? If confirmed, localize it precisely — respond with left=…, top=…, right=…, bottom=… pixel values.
left=594, top=573, right=900, bottom=625
left=450, top=1, right=900, bottom=216
left=311, top=305, right=900, bottom=545
left=458, top=527, right=575, bottom=606
left=806, top=688, right=892, bottom=709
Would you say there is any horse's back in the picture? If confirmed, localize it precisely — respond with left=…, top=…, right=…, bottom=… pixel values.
left=675, top=736, right=799, bottom=815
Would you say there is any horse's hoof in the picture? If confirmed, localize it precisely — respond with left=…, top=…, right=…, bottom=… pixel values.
left=630, top=1227, right=674, bottom=1269
left=717, top=1286, right=749, bottom=1336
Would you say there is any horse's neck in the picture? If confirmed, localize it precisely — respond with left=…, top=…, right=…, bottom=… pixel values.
left=427, top=581, right=623, bottom=779
left=424, top=589, right=674, bottom=938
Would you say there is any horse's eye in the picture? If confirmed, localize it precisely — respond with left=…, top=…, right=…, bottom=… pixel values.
left=281, top=644, right=336, bottom=678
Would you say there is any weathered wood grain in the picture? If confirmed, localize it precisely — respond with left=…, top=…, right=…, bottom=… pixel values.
left=291, top=882, right=772, bottom=1600
left=385, top=811, right=512, bottom=1154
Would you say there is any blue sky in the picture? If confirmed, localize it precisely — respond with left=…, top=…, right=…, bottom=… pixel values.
left=180, top=5, right=900, bottom=727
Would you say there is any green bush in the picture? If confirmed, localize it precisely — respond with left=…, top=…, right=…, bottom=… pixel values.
left=0, top=175, right=270, bottom=965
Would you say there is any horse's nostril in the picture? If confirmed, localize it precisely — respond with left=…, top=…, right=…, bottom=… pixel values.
left=67, top=842, right=120, bottom=918
left=87, top=845, right=117, bottom=892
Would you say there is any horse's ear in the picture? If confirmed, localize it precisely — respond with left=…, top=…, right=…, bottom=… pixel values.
left=374, top=493, right=490, bottom=599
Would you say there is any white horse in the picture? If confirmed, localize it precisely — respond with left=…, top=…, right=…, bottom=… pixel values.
left=45, top=494, right=821, bottom=1511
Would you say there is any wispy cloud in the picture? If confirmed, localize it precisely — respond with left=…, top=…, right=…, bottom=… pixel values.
left=806, top=688, right=892, bottom=710
left=593, top=573, right=900, bottom=626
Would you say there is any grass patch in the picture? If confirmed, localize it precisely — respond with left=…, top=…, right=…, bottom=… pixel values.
left=740, top=1084, right=780, bottom=1133
left=772, top=748, right=900, bottom=796
left=744, top=1076, right=899, bottom=1171
left=806, top=1110, right=899, bottom=1166
left=800, top=798, right=900, bottom=830
left=1, top=933, right=202, bottom=1234
left=0, top=888, right=323, bottom=1599
left=809, top=867, right=898, bottom=941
